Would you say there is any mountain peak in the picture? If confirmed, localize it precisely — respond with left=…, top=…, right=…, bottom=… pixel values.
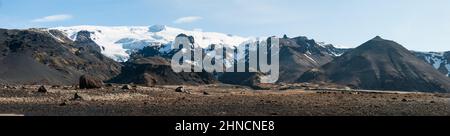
left=371, top=36, right=384, bottom=41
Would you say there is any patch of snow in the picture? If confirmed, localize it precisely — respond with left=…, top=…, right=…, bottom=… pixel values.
left=432, top=57, right=442, bottom=69
left=446, top=63, right=450, bottom=76
left=306, top=50, right=312, bottom=55
left=46, top=30, right=64, bottom=43
left=422, top=52, right=444, bottom=69
left=304, top=54, right=317, bottom=64
left=431, top=52, right=445, bottom=57
left=159, top=43, right=172, bottom=53
left=331, top=51, right=343, bottom=57
left=316, top=42, right=326, bottom=47
left=424, top=56, right=432, bottom=64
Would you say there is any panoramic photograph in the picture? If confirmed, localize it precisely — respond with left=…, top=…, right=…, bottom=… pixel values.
left=0, top=0, right=449, bottom=116
left=0, top=0, right=449, bottom=134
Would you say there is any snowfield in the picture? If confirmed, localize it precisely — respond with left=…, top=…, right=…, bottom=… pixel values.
left=53, top=25, right=249, bottom=62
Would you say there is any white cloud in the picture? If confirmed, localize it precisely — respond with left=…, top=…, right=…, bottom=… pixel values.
left=31, top=14, right=73, bottom=23
left=173, top=16, right=202, bottom=24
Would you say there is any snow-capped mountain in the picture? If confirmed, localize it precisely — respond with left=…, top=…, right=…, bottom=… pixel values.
left=53, top=25, right=249, bottom=62
left=414, top=51, right=450, bottom=77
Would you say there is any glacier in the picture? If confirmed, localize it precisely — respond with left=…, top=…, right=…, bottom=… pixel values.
left=53, top=25, right=249, bottom=62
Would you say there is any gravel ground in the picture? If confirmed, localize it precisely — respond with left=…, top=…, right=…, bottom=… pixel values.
left=0, top=84, right=449, bottom=116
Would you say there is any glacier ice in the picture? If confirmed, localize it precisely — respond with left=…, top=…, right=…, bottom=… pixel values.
left=53, top=25, right=249, bottom=62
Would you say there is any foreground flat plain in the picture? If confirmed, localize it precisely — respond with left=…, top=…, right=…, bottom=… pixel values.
left=0, top=84, right=449, bottom=116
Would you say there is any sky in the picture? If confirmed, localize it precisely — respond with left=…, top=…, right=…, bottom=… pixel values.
left=0, top=0, right=450, bottom=51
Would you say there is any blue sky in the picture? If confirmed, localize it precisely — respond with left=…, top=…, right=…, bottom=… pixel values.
left=1, top=0, right=449, bottom=51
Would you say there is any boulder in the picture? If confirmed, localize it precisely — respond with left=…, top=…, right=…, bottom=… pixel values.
left=79, top=75, right=103, bottom=89
left=122, top=84, right=133, bottom=90
left=175, top=87, right=184, bottom=92
left=175, top=86, right=191, bottom=94
left=37, top=85, right=47, bottom=93
left=72, top=93, right=83, bottom=101
left=59, top=101, right=67, bottom=106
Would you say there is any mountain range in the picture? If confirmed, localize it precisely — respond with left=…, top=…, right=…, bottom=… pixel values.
left=299, top=36, right=450, bottom=92
left=53, top=25, right=450, bottom=78
left=0, top=25, right=449, bottom=92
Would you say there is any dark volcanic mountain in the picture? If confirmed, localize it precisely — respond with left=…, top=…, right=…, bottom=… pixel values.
left=277, top=36, right=336, bottom=82
left=299, top=36, right=450, bottom=93
left=0, top=28, right=121, bottom=85
left=219, top=36, right=337, bottom=86
left=108, top=56, right=217, bottom=86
